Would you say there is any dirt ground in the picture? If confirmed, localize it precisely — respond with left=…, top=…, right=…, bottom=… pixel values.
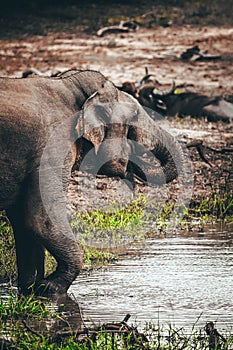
left=0, top=2, right=232, bottom=215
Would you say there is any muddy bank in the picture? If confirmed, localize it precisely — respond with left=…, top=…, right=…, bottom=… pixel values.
left=1, top=26, right=233, bottom=97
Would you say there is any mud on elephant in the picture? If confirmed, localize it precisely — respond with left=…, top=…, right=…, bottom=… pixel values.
left=0, top=69, right=187, bottom=296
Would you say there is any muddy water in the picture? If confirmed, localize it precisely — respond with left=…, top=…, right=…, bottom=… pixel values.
left=71, top=223, right=233, bottom=330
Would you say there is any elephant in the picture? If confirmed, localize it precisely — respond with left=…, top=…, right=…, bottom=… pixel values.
left=0, top=69, right=186, bottom=296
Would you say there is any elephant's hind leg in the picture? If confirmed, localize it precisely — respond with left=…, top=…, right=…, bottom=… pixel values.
left=6, top=205, right=45, bottom=295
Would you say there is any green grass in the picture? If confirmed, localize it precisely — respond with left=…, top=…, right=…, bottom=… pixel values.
left=189, top=193, right=233, bottom=221
left=71, top=195, right=147, bottom=249
left=0, top=293, right=51, bottom=320
left=0, top=292, right=56, bottom=349
left=0, top=214, right=16, bottom=283
left=83, top=246, right=117, bottom=268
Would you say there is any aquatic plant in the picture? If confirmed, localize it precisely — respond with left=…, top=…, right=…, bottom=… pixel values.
left=189, top=192, right=233, bottom=221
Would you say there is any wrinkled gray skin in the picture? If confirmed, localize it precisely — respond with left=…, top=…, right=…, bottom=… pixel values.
left=0, top=70, right=185, bottom=296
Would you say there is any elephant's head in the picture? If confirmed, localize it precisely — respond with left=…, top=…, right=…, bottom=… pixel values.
left=74, top=80, right=186, bottom=187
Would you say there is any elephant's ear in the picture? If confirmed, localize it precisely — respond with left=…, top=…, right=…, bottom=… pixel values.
left=75, top=81, right=119, bottom=153
left=75, top=91, right=106, bottom=154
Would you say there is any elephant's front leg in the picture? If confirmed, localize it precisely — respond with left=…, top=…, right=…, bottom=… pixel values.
left=6, top=205, right=45, bottom=295
left=34, top=215, right=82, bottom=296
left=22, top=172, right=82, bottom=296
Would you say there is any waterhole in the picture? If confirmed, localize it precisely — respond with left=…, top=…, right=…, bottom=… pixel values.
left=71, top=223, right=233, bottom=330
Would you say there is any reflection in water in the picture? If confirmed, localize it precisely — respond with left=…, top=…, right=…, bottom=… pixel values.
left=49, top=293, right=83, bottom=332
left=71, top=225, right=233, bottom=330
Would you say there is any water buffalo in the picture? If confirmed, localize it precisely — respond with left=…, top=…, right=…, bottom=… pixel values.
left=139, top=83, right=233, bottom=123
left=119, top=72, right=233, bottom=123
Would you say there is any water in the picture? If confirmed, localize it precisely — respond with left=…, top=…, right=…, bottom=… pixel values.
left=1, top=224, right=232, bottom=332
left=71, top=223, right=233, bottom=331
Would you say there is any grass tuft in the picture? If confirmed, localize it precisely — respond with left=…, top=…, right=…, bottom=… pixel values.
left=0, top=213, right=16, bottom=283
left=71, top=195, right=147, bottom=248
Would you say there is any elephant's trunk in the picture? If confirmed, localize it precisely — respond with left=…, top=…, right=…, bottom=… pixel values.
left=128, top=154, right=176, bottom=185
left=98, top=157, right=128, bottom=178
left=128, top=122, right=186, bottom=185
